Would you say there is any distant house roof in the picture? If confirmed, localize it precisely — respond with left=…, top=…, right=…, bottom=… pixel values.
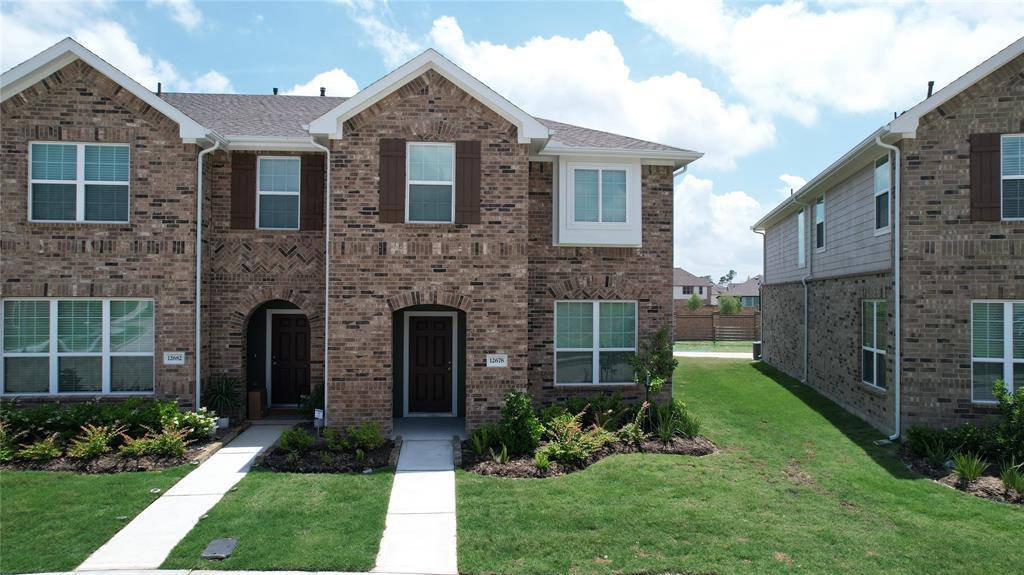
left=722, top=275, right=762, bottom=297
left=673, top=268, right=713, bottom=287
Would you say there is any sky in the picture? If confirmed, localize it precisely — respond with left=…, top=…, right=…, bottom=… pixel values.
left=2, top=0, right=1022, bottom=280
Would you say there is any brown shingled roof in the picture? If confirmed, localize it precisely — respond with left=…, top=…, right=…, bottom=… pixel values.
left=673, top=268, right=713, bottom=287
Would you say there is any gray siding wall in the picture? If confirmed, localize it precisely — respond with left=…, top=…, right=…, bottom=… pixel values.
left=764, top=162, right=892, bottom=284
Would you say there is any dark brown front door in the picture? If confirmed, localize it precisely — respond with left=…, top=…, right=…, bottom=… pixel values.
left=408, top=315, right=453, bottom=413
left=271, top=313, right=310, bottom=405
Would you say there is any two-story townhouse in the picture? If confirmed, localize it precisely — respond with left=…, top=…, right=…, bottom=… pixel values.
left=0, top=39, right=701, bottom=434
left=753, top=37, right=1023, bottom=435
left=672, top=268, right=713, bottom=305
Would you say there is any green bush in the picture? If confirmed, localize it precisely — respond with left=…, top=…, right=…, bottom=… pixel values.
left=323, top=429, right=350, bottom=452
left=468, top=424, right=498, bottom=456
left=533, top=450, right=551, bottom=472
left=616, top=402, right=648, bottom=445
left=539, top=411, right=614, bottom=465
left=1000, top=459, right=1024, bottom=494
left=300, top=383, right=325, bottom=420
left=347, top=422, right=386, bottom=451
left=17, top=434, right=62, bottom=460
left=490, top=443, right=509, bottom=464
left=277, top=428, right=315, bottom=455
left=0, top=420, right=21, bottom=462
left=0, top=399, right=182, bottom=444
left=67, top=424, right=123, bottom=459
left=677, top=407, right=703, bottom=439
left=203, top=377, right=241, bottom=417
left=499, top=392, right=543, bottom=455
left=163, top=408, right=216, bottom=443
left=992, top=380, right=1024, bottom=462
left=687, top=292, right=703, bottom=311
left=536, top=394, right=636, bottom=431
left=119, top=426, right=189, bottom=458
left=719, top=295, right=740, bottom=316
left=906, top=424, right=1000, bottom=462
left=653, top=402, right=681, bottom=443
left=952, top=451, right=989, bottom=485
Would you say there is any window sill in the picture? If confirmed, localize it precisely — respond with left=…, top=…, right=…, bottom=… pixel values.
left=28, top=220, right=131, bottom=226
left=553, top=382, right=637, bottom=388
left=858, top=381, right=887, bottom=395
left=0, top=391, right=155, bottom=397
left=873, top=227, right=891, bottom=236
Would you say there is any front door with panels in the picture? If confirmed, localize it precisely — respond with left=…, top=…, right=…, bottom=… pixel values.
left=270, top=313, right=310, bottom=405
left=407, top=315, right=454, bottom=414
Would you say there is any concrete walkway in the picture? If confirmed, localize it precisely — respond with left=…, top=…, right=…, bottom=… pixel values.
left=373, top=431, right=458, bottom=575
left=674, top=351, right=753, bottom=359
left=78, top=425, right=290, bottom=571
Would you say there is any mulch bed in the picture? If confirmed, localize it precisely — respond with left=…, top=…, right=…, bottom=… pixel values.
left=0, top=442, right=212, bottom=474
left=900, top=448, right=1023, bottom=505
left=462, top=436, right=718, bottom=478
left=257, top=442, right=396, bottom=473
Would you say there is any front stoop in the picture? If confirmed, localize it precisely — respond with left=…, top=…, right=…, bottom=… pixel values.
left=373, top=439, right=457, bottom=575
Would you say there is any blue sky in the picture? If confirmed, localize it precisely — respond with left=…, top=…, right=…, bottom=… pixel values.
left=2, top=0, right=1021, bottom=280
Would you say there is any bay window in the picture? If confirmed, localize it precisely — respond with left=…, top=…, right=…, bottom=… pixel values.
left=971, top=301, right=1023, bottom=402
left=554, top=300, right=636, bottom=385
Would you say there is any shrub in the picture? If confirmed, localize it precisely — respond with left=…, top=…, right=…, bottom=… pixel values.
left=992, top=380, right=1024, bottom=462
left=17, top=434, right=62, bottom=460
left=0, top=420, right=21, bottom=462
left=687, top=292, right=703, bottom=311
left=490, top=443, right=509, bottom=464
left=499, top=392, right=543, bottom=455
left=0, top=399, right=182, bottom=444
left=204, top=377, right=241, bottom=417
left=277, top=428, right=315, bottom=455
left=616, top=402, right=649, bottom=445
left=677, top=409, right=703, bottom=439
left=533, top=450, right=551, bottom=472
left=164, top=408, right=216, bottom=443
left=323, top=429, right=350, bottom=452
left=540, top=411, right=614, bottom=465
left=346, top=422, right=386, bottom=451
left=952, top=451, right=989, bottom=485
left=119, top=427, right=189, bottom=458
left=300, top=383, right=325, bottom=421
left=468, top=424, right=498, bottom=456
left=537, top=394, right=634, bottom=430
left=67, top=424, right=123, bottom=459
left=906, top=424, right=999, bottom=463
left=1000, top=459, right=1024, bottom=494
left=537, top=404, right=568, bottom=425
left=630, top=327, right=677, bottom=401
left=719, top=295, right=740, bottom=316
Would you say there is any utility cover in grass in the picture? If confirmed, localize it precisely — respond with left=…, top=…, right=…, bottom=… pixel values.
left=201, top=538, right=237, bottom=560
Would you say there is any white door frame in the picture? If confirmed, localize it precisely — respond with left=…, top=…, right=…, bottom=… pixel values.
left=266, top=309, right=307, bottom=407
left=402, top=310, right=458, bottom=417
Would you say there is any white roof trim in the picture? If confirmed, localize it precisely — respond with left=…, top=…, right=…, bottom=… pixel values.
left=224, top=136, right=324, bottom=152
left=888, top=36, right=1024, bottom=136
left=540, top=141, right=702, bottom=168
left=0, top=38, right=210, bottom=141
left=308, top=49, right=549, bottom=144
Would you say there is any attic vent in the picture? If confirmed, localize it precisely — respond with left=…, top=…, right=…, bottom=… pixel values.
left=273, top=87, right=278, bottom=95
left=320, top=87, right=325, bottom=97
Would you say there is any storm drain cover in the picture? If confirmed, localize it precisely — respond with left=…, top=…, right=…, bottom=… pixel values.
left=201, top=538, right=237, bottom=560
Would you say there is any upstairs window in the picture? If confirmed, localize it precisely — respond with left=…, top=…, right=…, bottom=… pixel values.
left=814, top=197, right=825, bottom=250
left=571, top=167, right=627, bottom=223
left=874, top=155, right=891, bottom=232
left=257, top=157, right=300, bottom=229
left=862, top=300, right=887, bottom=389
left=796, top=208, right=806, bottom=268
left=682, top=286, right=694, bottom=295
left=554, top=301, right=636, bottom=385
left=406, top=142, right=455, bottom=223
left=29, top=143, right=130, bottom=223
left=1002, top=134, right=1023, bottom=220
left=971, top=301, right=1022, bottom=403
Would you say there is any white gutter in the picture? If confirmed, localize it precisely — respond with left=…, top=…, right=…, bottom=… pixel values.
left=194, top=138, right=221, bottom=412
left=875, top=136, right=902, bottom=440
left=308, top=138, right=331, bottom=425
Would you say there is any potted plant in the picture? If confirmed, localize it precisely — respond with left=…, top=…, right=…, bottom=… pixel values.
left=204, top=377, right=241, bottom=428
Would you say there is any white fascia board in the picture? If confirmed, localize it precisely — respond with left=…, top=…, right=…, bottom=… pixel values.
left=1, top=38, right=209, bottom=141
left=888, top=36, right=1024, bottom=137
left=308, top=49, right=549, bottom=144
left=225, top=136, right=324, bottom=152
left=541, top=142, right=703, bottom=169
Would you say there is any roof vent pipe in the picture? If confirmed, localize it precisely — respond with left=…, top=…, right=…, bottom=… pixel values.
left=927, top=81, right=934, bottom=98
left=320, top=87, right=325, bottom=97
left=157, top=82, right=161, bottom=96
left=273, top=87, right=278, bottom=95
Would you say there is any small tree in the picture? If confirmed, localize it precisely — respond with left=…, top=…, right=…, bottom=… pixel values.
left=719, top=295, right=740, bottom=316
left=630, top=326, right=678, bottom=407
left=718, top=269, right=737, bottom=286
left=686, top=292, right=703, bottom=311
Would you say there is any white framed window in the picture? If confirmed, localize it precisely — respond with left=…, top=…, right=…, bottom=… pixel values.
left=257, top=156, right=300, bottom=229
left=862, top=300, right=887, bottom=389
left=970, top=301, right=1022, bottom=403
left=569, top=166, right=628, bottom=224
left=29, top=142, right=130, bottom=223
left=874, top=155, right=891, bottom=232
left=406, top=142, right=455, bottom=223
left=796, top=208, right=806, bottom=268
left=1001, top=134, right=1024, bottom=220
left=554, top=300, right=636, bottom=386
left=814, top=197, right=825, bottom=251
left=1, top=299, right=155, bottom=395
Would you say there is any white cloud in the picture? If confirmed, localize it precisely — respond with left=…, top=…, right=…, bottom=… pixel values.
left=625, top=0, right=1024, bottom=124
left=284, top=68, right=359, bottom=97
left=148, top=0, right=202, bottom=31
left=675, top=174, right=763, bottom=279
left=425, top=16, right=774, bottom=169
left=777, top=173, right=807, bottom=198
left=338, top=0, right=422, bottom=67
left=0, top=1, right=231, bottom=93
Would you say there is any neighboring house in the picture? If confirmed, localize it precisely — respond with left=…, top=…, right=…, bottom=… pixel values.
left=672, top=268, right=713, bottom=304
left=753, top=38, right=1023, bottom=435
left=719, top=275, right=761, bottom=309
left=0, top=39, right=701, bottom=434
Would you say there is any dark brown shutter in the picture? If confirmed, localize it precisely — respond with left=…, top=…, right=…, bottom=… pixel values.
left=300, top=154, right=325, bottom=230
left=379, top=138, right=406, bottom=223
left=230, top=152, right=256, bottom=229
left=970, top=133, right=1001, bottom=222
left=455, top=140, right=481, bottom=224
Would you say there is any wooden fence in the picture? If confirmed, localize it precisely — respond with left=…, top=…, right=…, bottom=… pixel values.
left=673, top=302, right=761, bottom=341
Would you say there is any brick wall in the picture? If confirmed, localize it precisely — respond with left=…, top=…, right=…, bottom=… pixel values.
left=526, top=161, right=674, bottom=406
left=761, top=282, right=804, bottom=380
left=0, top=60, right=199, bottom=407
left=897, top=52, right=1024, bottom=430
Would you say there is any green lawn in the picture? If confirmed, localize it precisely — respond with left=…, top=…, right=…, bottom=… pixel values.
left=674, top=340, right=755, bottom=353
left=162, top=468, right=393, bottom=571
left=0, top=465, right=193, bottom=573
left=456, top=358, right=1024, bottom=574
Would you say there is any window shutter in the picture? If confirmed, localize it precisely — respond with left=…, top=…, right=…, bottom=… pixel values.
left=379, top=138, right=406, bottom=223
left=230, top=152, right=256, bottom=229
left=300, top=154, right=325, bottom=230
left=969, top=133, right=1001, bottom=222
left=455, top=140, right=481, bottom=224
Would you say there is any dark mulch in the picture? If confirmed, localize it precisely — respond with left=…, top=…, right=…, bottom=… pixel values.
left=463, top=436, right=717, bottom=478
left=899, top=448, right=1023, bottom=505
left=0, top=442, right=210, bottom=474
left=258, top=442, right=395, bottom=473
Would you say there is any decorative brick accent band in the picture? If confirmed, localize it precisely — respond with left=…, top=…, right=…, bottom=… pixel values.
left=385, top=290, right=473, bottom=312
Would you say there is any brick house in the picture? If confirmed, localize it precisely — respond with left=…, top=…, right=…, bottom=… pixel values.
left=753, top=37, right=1023, bottom=435
left=0, top=39, right=701, bottom=434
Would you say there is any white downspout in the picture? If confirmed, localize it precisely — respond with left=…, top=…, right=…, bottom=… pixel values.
left=309, top=138, right=331, bottom=425
left=876, top=136, right=901, bottom=440
left=753, top=229, right=766, bottom=358
left=195, top=139, right=220, bottom=412
left=792, top=198, right=812, bottom=383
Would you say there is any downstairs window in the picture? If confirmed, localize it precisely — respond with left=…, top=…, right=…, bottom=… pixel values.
left=971, top=301, right=1023, bottom=402
left=862, top=300, right=887, bottom=389
left=554, top=301, right=636, bottom=385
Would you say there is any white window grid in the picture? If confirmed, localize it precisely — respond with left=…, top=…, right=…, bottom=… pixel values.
left=970, top=300, right=1022, bottom=403
left=874, top=155, right=891, bottom=234
left=862, top=299, right=887, bottom=390
left=28, top=142, right=130, bottom=224
left=553, top=300, right=638, bottom=386
left=256, top=156, right=301, bottom=230
left=405, top=142, right=455, bottom=224
left=1001, top=134, right=1024, bottom=221
left=814, top=196, right=826, bottom=252
left=796, top=208, right=806, bottom=268
left=566, top=163, right=632, bottom=227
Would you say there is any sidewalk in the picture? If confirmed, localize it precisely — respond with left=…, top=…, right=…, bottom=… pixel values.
left=77, top=425, right=290, bottom=571
left=673, top=351, right=753, bottom=359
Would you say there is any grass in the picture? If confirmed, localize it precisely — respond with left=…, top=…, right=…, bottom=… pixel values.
left=674, top=340, right=755, bottom=353
left=0, top=465, right=193, bottom=573
left=162, top=468, right=394, bottom=571
left=456, top=358, right=1024, bottom=574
